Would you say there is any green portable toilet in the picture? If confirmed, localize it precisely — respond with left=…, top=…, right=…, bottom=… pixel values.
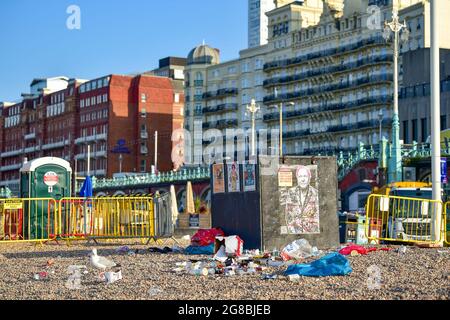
left=20, top=157, right=72, bottom=239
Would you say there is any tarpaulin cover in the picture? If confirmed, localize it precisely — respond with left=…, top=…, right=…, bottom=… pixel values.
left=339, top=245, right=392, bottom=255
left=191, top=228, right=225, bottom=247
left=184, top=244, right=215, bottom=255
left=284, top=253, right=352, bottom=277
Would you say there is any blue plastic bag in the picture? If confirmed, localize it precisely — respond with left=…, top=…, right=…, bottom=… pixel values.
left=184, top=244, right=215, bottom=255
left=284, top=253, right=352, bottom=277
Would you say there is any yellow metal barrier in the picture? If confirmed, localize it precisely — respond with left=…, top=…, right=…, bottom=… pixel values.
left=0, top=198, right=58, bottom=244
left=58, top=197, right=155, bottom=241
left=365, top=194, right=445, bottom=244
left=444, top=202, right=450, bottom=246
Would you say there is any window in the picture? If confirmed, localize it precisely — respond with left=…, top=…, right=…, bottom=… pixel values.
left=141, top=93, right=147, bottom=103
left=140, top=160, right=146, bottom=173
left=403, top=120, right=409, bottom=143
left=103, top=94, right=108, bottom=103
left=92, top=81, right=97, bottom=90
left=86, top=113, right=91, bottom=122
left=86, top=82, right=91, bottom=91
left=97, top=79, right=103, bottom=88
left=86, top=99, right=90, bottom=107
left=421, top=118, right=427, bottom=142
left=103, top=109, right=108, bottom=118
left=412, top=119, right=418, bottom=142
left=441, top=115, right=447, bottom=130
left=97, top=95, right=101, bottom=104
left=91, top=97, right=95, bottom=105
left=174, top=93, right=180, bottom=103
left=92, top=112, right=96, bottom=121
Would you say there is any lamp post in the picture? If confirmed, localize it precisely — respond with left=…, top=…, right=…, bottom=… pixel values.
left=246, top=99, right=260, bottom=157
left=274, top=87, right=295, bottom=157
left=430, top=0, right=442, bottom=244
left=378, top=109, right=384, bottom=144
left=119, top=154, right=123, bottom=173
left=383, top=10, right=409, bottom=183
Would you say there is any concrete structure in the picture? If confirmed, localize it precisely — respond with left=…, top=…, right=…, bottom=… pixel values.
left=248, top=0, right=276, bottom=48
left=399, top=49, right=450, bottom=143
left=0, top=74, right=184, bottom=195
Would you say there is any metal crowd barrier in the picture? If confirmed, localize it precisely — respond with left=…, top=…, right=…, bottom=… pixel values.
left=365, top=194, right=445, bottom=244
left=0, top=196, right=160, bottom=244
left=0, top=198, right=58, bottom=243
left=59, top=197, right=155, bottom=241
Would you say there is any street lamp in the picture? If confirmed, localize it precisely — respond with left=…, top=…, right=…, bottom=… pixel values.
left=383, top=10, right=409, bottom=183
left=273, top=87, right=295, bottom=157
left=119, top=154, right=123, bottom=173
left=246, top=99, right=260, bottom=157
left=378, top=109, right=384, bottom=143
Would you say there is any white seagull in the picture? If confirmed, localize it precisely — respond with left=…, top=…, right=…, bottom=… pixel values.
left=89, top=248, right=117, bottom=271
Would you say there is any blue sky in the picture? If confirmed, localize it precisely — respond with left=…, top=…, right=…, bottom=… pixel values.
left=0, top=0, right=248, bottom=102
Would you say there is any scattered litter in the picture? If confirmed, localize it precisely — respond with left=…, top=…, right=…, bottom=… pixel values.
left=171, top=245, right=184, bottom=253
left=339, top=245, right=391, bottom=256
left=116, top=246, right=130, bottom=254
left=267, top=259, right=285, bottom=267
left=284, top=253, right=352, bottom=277
left=148, top=247, right=173, bottom=254
left=185, top=243, right=215, bottom=255
left=214, top=236, right=244, bottom=257
left=33, top=271, right=48, bottom=281
left=288, top=274, right=301, bottom=282
left=104, top=270, right=122, bottom=284
left=398, top=246, right=407, bottom=254
left=281, top=239, right=321, bottom=261
left=438, top=250, right=449, bottom=254
left=191, top=228, right=225, bottom=247
left=261, top=274, right=278, bottom=280
left=148, top=287, right=163, bottom=296
left=46, top=259, right=55, bottom=267
left=213, top=245, right=228, bottom=262
left=181, top=235, right=191, bottom=241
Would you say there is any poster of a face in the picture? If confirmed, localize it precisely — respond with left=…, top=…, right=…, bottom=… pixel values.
left=279, top=165, right=320, bottom=235
left=227, top=163, right=240, bottom=193
left=243, top=163, right=256, bottom=192
left=212, top=164, right=225, bottom=194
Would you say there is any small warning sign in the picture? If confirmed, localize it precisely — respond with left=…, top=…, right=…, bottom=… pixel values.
left=3, top=201, right=23, bottom=210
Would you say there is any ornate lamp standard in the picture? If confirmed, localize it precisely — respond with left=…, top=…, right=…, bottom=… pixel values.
left=383, top=10, right=409, bottom=183
left=246, top=99, right=260, bottom=157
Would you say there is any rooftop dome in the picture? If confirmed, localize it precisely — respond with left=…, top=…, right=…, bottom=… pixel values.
left=187, top=44, right=220, bottom=66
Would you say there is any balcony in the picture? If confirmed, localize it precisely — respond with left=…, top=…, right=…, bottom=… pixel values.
left=75, top=150, right=107, bottom=160
left=75, top=133, right=107, bottom=144
left=194, top=94, right=203, bottom=102
left=264, top=35, right=388, bottom=71
left=1, top=149, right=24, bottom=158
left=203, top=88, right=239, bottom=100
left=77, top=169, right=106, bottom=177
left=0, top=163, right=22, bottom=172
left=194, top=110, right=203, bottom=117
left=42, top=139, right=70, bottom=150
left=204, top=103, right=239, bottom=114
left=140, top=146, right=148, bottom=155
left=140, top=131, right=148, bottom=139
left=24, top=133, right=36, bottom=140
left=24, top=146, right=38, bottom=153
left=194, top=80, right=204, bottom=87
left=263, top=75, right=393, bottom=104
left=263, top=96, right=393, bottom=122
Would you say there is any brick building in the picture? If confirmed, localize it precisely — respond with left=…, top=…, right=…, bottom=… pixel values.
left=0, top=74, right=184, bottom=194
